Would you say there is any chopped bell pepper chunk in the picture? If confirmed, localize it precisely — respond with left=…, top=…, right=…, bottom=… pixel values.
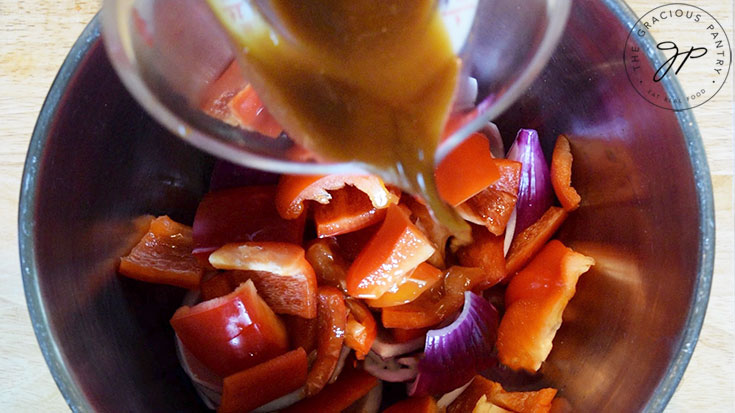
left=457, top=159, right=522, bottom=235
left=335, top=223, right=381, bottom=262
left=448, top=375, right=557, bottom=413
left=192, top=186, right=305, bottom=259
left=208, top=242, right=317, bottom=318
left=498, top=240, right=594, bottom=372
left=218, top=348, right=307, bottom=413
left=382, top=266, right=486, bottom=329
left=435, top=132, right=501, bottom=206
left=228, top=83, right=283, bottom=138
left=283, top=365, right=378, bottom=413
left=275, top=174, right=398, bottom=220
left=344, top=297, right=377, bottom=360
left=550, top=135, right=581, bottom=212
left=306, top=286, right=347, bottom=396
left=170, top=280, right=288, bottom=377
left=119, top=216, right=205, bottom=289
left=305, top=238, right=350, bottom=292
left=391, top=327, right=429, bottom=343
left=283, top=314, right=318, bottom=354
left=314, top=185, right=388, bottom=237
left=457, top=225, right=506, bottom=289
left=402, top=194, right=451, bottom=268
left=199, top=59, right=246, bottom=124
left=366, top=262, right=443, bottom=308
left=505, top=207, right=568, bottom=276
left=346, top=205, right=436, bottom=299
left=199, top=271, right=235, bottom=301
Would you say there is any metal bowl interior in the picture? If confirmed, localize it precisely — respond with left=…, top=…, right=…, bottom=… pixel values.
left=20, top=1, right=713, bottom=412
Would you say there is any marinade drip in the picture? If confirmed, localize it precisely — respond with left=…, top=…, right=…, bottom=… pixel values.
left=210, top=0, right=470, bottom=240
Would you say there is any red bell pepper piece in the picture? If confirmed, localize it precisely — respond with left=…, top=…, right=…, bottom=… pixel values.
left=391, top=327, right=429, bottom=343
left=192, top=186, right=305, bottom=259
left=498, top=240, right=594, bottom=372
left=199, top=60, right=246, bottom=124
left=218, top=348, right=307, bottom=413
left=170, top=280, right=289, bottom=377
left=457, top=225, right=506, bottom=289
left=228, top=84, right=284, bottom=138
left=550, top=135, right=581, bottom=212
left=119, top=216, right=205, bottom=289
left=402, top=194, right=451, bottom=268
left=384, top=395, right=439, bottom=413
left=305, top=238, right=350, bottom=292
left=283, top=314, right=318, bottom=354
left=448, top=375, right=557, bottom=413
left=366, top=262, right=443, bottom=308
left=344, top=297, right=377, bottom=360
left=382, top=286, right=449, bottom=329
left=313, top=185, right=388, bottom=237
left=199, top=272, right=233, bottom=301
left=275, top=174, right=398, bottom=220
left=505, top=207, right=568, bottom=275
left=283, top=366, right=378, bottom=413
left=208, top=242, right=317, bottom=318
left=306, top=286, right=347, bottom=396
left=457, top=159, right=522, bottom=235
left=382, top=266, right=486, bottom=329
left=435, top=132, right=500, bottom=206
left=346, top=205, right=436, bottom=299
left=335, top=223, right=381, bottom=262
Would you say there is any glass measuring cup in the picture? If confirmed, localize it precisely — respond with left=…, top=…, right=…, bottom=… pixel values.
left=101, top=0, right=570, bottom=175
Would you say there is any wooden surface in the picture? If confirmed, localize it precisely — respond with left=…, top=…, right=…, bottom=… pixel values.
left=0, top=0, right=732, bottom=411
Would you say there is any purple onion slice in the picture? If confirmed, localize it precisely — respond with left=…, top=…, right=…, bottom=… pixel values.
left=506, top=129, right=553, bottom=237
left=408, top=292, right=499, bottom=396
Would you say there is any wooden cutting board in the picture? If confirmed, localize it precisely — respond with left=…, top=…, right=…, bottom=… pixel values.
left=0, top=0, right=732, bottom=411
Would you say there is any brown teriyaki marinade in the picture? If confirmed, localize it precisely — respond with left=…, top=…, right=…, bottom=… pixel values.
left=209, top=0, right=471, bottom=241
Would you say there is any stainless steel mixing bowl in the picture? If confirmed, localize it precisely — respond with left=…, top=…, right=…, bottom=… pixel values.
left=20, top=1, right=714, bottom=412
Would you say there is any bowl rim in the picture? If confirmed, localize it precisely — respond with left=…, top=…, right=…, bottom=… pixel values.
left=19, top=4, right=714, bottom=412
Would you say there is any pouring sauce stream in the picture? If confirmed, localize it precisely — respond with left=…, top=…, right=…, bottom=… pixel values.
left=208, top=0, right=470, bottom=240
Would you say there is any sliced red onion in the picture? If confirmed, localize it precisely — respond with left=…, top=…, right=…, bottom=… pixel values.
left=329, top=345, right=352, bottom=384
left=208, top=159, right=279, bottom=191
left=364, top=351, right=419, bottom=382
left=506, top=129, right=553, bottom=237
left=408, top=292, right=499, bottom=396
left=176, top=291, right=225, bottom=408
left=176, top=336, right=223, bottom=409
left=503, top=209, right=517, bottom=256
left=176, top=336, right=222, bottom=392
left=436, top=378, right=475, bottom=409
left=480, top=122, right=505, bottom=159
left=252, top=387, right=306, bottom=412
left=371, top=329, right=425, bottom=359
